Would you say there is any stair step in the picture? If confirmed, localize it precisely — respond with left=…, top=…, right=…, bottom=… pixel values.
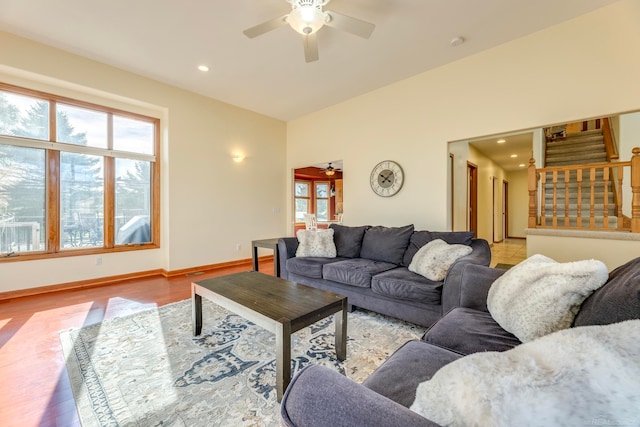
left=546, top=143, right=605, bottom=156
left=546, top=154, right=607, bottom=166
left=543, top=204, right=617, bottom=213
left=547, top=133, right=603, bottom=146
left=543, top=180, right=613, bottom=187
left=540, top=215, right=619, bottom=228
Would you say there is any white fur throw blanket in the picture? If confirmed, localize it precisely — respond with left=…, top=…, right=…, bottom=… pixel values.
left=487, top=254, right=608, bottom=342
left=410, top=320, right=640, bottom=427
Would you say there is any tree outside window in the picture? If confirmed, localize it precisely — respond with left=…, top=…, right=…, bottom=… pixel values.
left=315, top=181, right=329, bottom=222
left=295, top=180, right=311, bottom=223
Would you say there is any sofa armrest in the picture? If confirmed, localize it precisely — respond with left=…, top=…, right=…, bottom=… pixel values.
left=444, top=264, right=506, bottom=313
left=278, top=237, right=298, bottom=280
left=441, top=238, right=491, bottom=312
left=281, top=364, right=439, bottom=427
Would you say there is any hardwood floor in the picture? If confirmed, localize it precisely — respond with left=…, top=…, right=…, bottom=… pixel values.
left=0, top=261, right=271, bottom=427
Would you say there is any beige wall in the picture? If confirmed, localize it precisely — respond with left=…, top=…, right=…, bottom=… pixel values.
left=287, top=0, right=640, bottom=266
left=0, top=31, right=287, bottom=292
left=527, top=229, right=640, bottom=270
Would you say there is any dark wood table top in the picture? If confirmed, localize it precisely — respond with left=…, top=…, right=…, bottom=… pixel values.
left=193, top=271, right=346, bottom=331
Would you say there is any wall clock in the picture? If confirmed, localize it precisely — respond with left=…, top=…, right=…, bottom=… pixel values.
left=370, top=160, right=404, bottom=197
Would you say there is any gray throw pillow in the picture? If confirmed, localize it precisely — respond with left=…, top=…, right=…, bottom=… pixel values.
left=329, top=224, right=369, bottom=258
left=573, top=256, right=640, bottom=327
left=360, top=225, right=414, bottom=265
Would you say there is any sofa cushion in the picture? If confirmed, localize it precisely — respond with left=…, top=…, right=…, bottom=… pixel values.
left=411, top=320, right=640, bottom=427
left=360, top=225, right=414, bottom=265
left=423, top=307, right=521, bottom=355
left=371, top=268, right=443, bottom=303
left=295, top=229, right=336, bottom=258
left=322, top=258, right=398, bottom=288
left=329, top=224, right=369, bottom=258
left=408, top=239, right=472, bottom=281
left=487, top=254, right=608, bottom=342
left=402, top=231, right=474, bottom=266
left=286, top=256, right=347, bottom=279
left=363, top=340, right=462, bottom=408
left=573, top=256, right=640, bottom=327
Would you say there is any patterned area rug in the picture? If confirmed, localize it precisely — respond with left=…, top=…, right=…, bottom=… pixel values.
left=60, top=299, right=423, bottom=426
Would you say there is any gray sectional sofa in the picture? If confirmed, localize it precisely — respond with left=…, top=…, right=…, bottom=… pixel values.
left=280, top=256, right=640, bottom=427
left=277, top=224, right=491, bottom=327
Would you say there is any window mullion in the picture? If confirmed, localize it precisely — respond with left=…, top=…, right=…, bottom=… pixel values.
left=104, top=114, right=114, bottom=248
left=48, top=150, right=60, bottom=253
left=50, top=100, right=56, bottom=142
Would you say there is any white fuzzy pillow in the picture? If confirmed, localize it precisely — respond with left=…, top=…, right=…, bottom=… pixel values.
left=410, top=320, right=640, bottom=427
left=408, top=239, right=472, bottom=281
left=487, top=254, right=608, bottom=342
left=295, top=229, right=336, bottom=258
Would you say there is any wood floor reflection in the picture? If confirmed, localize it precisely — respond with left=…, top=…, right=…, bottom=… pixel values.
left=0, top=261, right=273, bottom=427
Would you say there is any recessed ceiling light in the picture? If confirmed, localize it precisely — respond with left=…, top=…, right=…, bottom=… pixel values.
left=519, top=163, right=526, bottom=167
left=450, top=36, right=465, bottom=47
left=510, top=154, right=518, bottom=158
left=497, top=139, right=506, bottom=144
left=198, top=65, right=210, bottom=72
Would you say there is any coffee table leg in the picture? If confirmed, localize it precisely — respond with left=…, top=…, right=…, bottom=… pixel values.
left=192, top=287, right=202, bottom=336
left=252, top=243, right=259, bottom=272
left=335, top=300, right=347, bottom=361
left=276, top=321, right=292, bottom=402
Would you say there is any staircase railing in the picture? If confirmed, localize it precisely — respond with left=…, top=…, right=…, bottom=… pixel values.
left=528, top=147, right=640, bottom=232
left=601, top=118, right=619, bottom=162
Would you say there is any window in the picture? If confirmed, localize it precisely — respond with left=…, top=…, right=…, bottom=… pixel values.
left=315, top=181, right=329, bottom=222
left=294, top=180, right=311, bottom=223
left=0, top=83, right=159, bottom=260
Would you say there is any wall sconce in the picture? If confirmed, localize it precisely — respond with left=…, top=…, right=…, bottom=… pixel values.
left=330, top=185, right=336, bottom=197
left=232, top=153, right=245, bottom=162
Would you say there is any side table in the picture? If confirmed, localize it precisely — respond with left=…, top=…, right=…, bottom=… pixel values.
left=251, top=238, right=281, bottom=277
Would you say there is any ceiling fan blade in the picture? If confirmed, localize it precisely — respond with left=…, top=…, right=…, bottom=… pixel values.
left=303, top=33, right=319, bottom=63
left=243, top=14, right=289, bottom=38
left=325, top=11, right=375, bottom=39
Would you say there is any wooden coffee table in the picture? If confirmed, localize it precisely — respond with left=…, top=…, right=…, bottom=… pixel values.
left=192, top=271, right=348, bottom=402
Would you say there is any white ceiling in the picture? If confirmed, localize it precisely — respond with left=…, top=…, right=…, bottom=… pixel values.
left=469, top=131, right=535, bottom=172
left=0, top=0, right=619, bottom=121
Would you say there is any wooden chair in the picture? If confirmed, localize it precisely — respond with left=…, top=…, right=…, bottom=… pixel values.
left=304, top=213, right=317, bottom=230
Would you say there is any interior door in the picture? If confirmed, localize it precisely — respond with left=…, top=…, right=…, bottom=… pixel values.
left=467, top=162, right=478, bottom=237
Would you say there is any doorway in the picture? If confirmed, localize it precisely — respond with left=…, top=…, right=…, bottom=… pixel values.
left=467, top=162, right=478, bottom=237
left=503, top=180, right=509, bottom=239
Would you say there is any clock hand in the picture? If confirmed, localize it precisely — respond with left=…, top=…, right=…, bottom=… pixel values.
left=379, top=172, right=392, bottom=183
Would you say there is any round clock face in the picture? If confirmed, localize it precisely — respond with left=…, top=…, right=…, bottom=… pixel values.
left=370, top=160, right=404, bottom=197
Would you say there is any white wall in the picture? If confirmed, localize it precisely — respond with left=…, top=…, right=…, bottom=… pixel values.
left=0, top=31, right=287, bottom=292
left=287, top=0, right=640, bottom=262
left=448, top=140, right=471, bottom=233
left=506, top=170, right=529, bottom=238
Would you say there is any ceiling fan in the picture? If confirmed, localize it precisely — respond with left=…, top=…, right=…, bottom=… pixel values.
left=323, top=162, right=341, bottom=176
left=243, top=0, right=375, bottom=63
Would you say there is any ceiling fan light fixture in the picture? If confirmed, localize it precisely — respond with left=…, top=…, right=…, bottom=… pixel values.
left=287, top=6, right=326, bottom=35
left=325, top=162, right=336, bottom=176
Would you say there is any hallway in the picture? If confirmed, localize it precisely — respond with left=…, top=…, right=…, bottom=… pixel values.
left=490, top=238, right=527, bottom=267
